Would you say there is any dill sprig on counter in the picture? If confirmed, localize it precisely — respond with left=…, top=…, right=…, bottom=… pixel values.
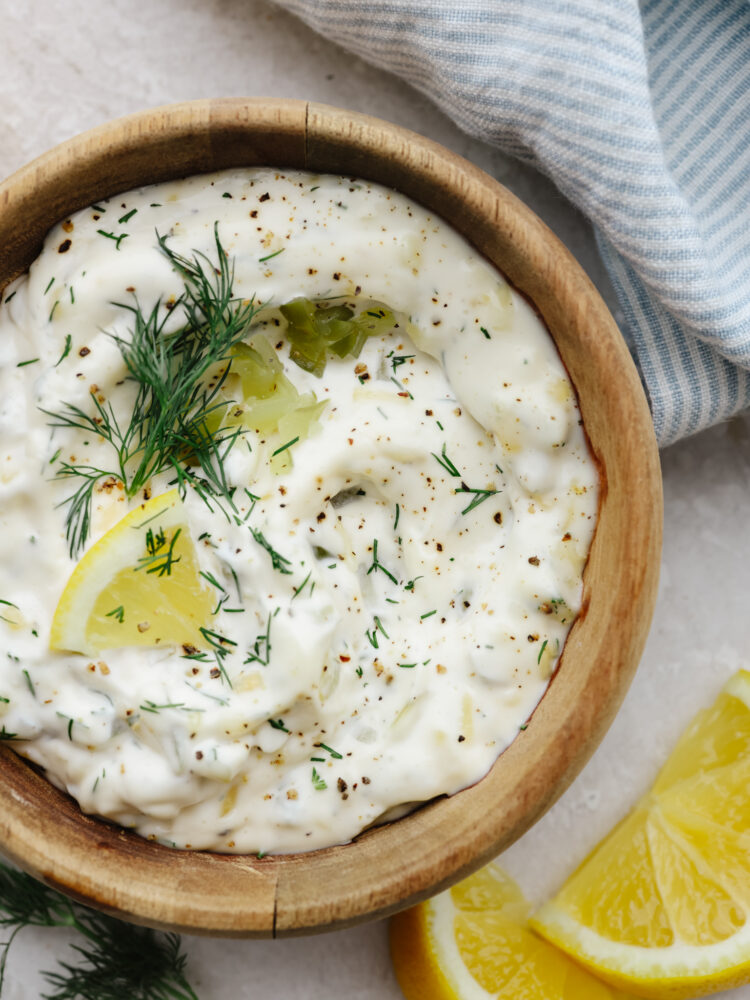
left=44, top=225, right=258, bottom=557
left=0, top=860, right=199, bottom=999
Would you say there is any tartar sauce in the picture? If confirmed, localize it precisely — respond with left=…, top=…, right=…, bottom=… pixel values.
left=0, top=169, right=598, bottom=853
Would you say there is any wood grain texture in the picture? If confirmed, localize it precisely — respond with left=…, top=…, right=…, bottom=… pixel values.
left=0, top=98, right=662, bottom=937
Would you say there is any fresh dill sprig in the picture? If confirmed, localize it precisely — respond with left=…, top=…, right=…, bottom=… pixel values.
left=44, top=225, right=258, bottom=557
left=0, top=860, right=199, bottom=999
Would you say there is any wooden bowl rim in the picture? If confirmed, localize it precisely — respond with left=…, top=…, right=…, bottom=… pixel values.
left=0, top=98, right=662, bottom=937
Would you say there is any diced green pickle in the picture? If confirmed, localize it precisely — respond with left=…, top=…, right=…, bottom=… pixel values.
left=207, top=300, right=394, bottom=475
left=280, top=298, right=394, bottom=376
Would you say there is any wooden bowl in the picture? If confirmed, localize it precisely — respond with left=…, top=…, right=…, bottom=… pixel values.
left=0, top=99, right=662, bottom=937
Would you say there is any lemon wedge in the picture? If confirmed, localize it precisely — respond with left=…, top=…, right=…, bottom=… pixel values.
left=389, top=863, right=632, bottom=999
left=50, top=489, right=213, bottom=656
left=532, top=670, right=750, bottom=999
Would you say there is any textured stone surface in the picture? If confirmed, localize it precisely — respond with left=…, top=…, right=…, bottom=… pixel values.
left=2, top=1, right=749, bottom=996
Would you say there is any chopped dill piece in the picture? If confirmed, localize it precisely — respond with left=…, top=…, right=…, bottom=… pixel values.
left=91, top=203, right=107, bottom=212
left=385, top=597, right=399, bottom=604
left=455, top=485, right=500, bottom=515
left=4, top=290, right=17, bottom=304
left=118, top=208, right=138, bottom=224
left=49, top=447, right=62, bottom=464
left=22, top=669, right=34, bottom=696
left=436, top=420, right=444, bottom=430
left=376, top=406, right=388, bottom=420
left=222, top=192, right=233, bottom=199
left=0, top=726, right=19, bottom=740
left=150, top=202, right=162, bottom=207
left=106, top=605, right=125, bottom=623
left=310, top=185, right=319, bottom=192
left=292, top=569, right=313, bottom=600
left=69, top=285, right=75, bottom=304
left=390, top=375, right=413, bottom=399
left=420, top=610, right=437, bottom=620
left=0, top=599, right=19, bottom=625
left=258, top=247, right=286, bottom=263
left=16, top=358, right=39, bottom=367
left=0, top=696, right=8, bottom=703
left=49, top=299, right=60, bottom=321
left=393, top=503, right=400, bottom=531
left=374, top=615, right=389, bottom=639
left=200, top=627, right=237, bottom=648
left=96, top=229, right=129, bottom=250
left=365, top=628, right=378, bottom=649
left=271, top=435, right=299, bottom=457
left=537, top=638, right=549, bottom=664
left=495, top=464, right=504, bottom=474
left=316, top=742, right=342, bottom=759
left=199, top=626, right=236, bottom=688
left=520, top=723, right=528, bottom=730
left=366, top=539, right=398, bottom=585
left=398, top=663, right=416, bottom=669
left=244, top=610, right=274, bottom=666
left=480, top=326, right=491, bottom=339
left=391, top=354, right=415, bottom=373
left=268, top=718, right=290, bottom=733
left=404, top=576, right=423, bottom=592
left=136, top=527, right=181, bottom=577
left=250, top=527, right=293, bottom=574
left=229, top=565, right=242, bottom=602
left=199, top=570, right=226, bottom=592
left=140, top=701, right=186, bottom=713
left=356, top=666, right=363, bottom=678
left=311, top=767, right=327, bottom=790
left=432, top=443, right=461, bottom=477
left=67, top=717, right=74, bottom=739
left=44, top=276, right=55, bottom=294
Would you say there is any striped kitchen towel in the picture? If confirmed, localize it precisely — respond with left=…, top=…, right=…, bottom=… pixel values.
left=273, top=0, right=750, bottom=446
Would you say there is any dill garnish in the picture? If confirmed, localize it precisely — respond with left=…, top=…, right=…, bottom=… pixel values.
left=44, top=225, right=258, bottom=556
left=243, top=610, right=275, bottom=666
left=96, top=229, right=128, bottom=251
left=135, top=527, right=181, bottom=577
left=455, top=485, right=500, bottom=515
left=250, top=528, right=293, bottom=574
left=311, top=767, right=327, bottom=790
left=431, top=443, right=460, bottom=478
left=0, top=859, right=200, bottom=998
left=54, top=334, right=72, bottom=367
left=366, top=539, right=398, bottom=585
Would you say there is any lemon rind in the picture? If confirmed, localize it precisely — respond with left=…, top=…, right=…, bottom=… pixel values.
left=531, top=902, right=750, bottom=994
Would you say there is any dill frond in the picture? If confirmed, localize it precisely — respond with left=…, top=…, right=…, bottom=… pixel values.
left=44, top=224, right=257, bottom=557
left=0, top=861, right=199, bottom=1000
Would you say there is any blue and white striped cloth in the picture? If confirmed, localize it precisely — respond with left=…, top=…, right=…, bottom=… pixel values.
left=275, top=0, right=750, bottom=446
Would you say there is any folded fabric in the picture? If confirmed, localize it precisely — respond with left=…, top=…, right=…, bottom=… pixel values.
left=273, top=0, right=750, bottom=446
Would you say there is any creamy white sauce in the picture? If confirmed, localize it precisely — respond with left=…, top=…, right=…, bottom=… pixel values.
left=0, top=169, right=597, bottom=853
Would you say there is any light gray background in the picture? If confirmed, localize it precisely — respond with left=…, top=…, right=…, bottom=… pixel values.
left=1, top=2, right=749, bottom=997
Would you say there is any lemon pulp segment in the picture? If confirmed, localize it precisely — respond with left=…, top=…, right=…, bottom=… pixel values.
left=532, top=669, right=750, bottom=999
left=390, top=863, right=633, bottom=999
left=50, top=489, right=213, bottom=656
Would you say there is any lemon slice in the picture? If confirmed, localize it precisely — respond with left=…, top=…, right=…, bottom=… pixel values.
left=50, top=489, right=213, bottom=656
left=532, top=670, right=750, bottom=999
left=389, top=863, right=632, bottom=999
